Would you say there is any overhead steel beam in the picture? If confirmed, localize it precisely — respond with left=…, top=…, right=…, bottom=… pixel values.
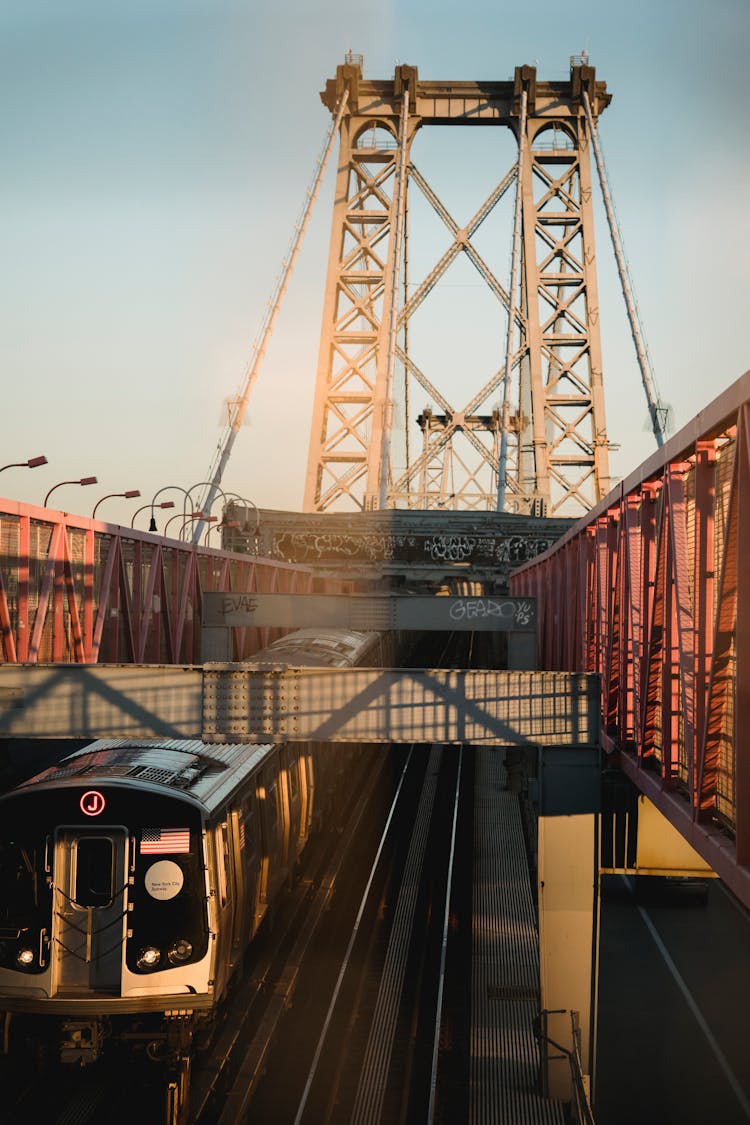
left=202, top=592, right=536, bottom=632
left=0, top=664, right=599, bottom=747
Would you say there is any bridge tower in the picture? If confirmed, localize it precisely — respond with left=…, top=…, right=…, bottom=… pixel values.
left=304, top=58, right=613, bottom=516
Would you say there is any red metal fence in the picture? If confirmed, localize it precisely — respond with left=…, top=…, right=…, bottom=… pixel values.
left=511, top=370, right=750, bottom=903
left=0, top=501, right=339, bottom=665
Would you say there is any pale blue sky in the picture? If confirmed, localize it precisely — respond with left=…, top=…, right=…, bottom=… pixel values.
left=2, top=0, right=748, bottom=527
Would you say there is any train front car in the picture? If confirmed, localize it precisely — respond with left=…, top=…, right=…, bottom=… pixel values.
left=0, top=739, right=243, bottom=1066
left=249, top=627, right=389, bottom=668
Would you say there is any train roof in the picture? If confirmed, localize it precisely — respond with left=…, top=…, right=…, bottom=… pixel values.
left=250, top=628, right=378, bottom=667
left=11, top=738, right=276, bottom=814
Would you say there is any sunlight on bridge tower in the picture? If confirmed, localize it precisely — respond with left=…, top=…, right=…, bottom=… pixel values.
left=304, top=56, right=613, bottom=516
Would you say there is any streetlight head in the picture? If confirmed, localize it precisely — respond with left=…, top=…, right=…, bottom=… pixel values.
left=80, top=476, right=98, bottom=486
left=161, top=500, right=175, bottom=510
left=27, top=456, right=48, bottom=469
left=124, top=489, right=141, bottom=499
left=148, top=516, right=158, bottom=531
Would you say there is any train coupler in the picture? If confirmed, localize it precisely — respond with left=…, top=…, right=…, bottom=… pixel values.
left=164, top=1010, right=194, bottom=1059
left=60, top=1018, right=105, bottom=1065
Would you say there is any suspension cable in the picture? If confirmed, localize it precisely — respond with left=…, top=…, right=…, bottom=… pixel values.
left=192, top=88, right=350, bottom=542
left=582, top=90, right=666, bottom=448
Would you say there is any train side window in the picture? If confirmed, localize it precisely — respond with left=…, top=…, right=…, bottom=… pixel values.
left=216, top=823, right=230, bottom=909
left=75, top=837, right=114, bottom=908
left=288, top=757, right=299, bottom=801
left=266, top=778, right=280, bottom=839
left=241, top=797, right=255, bottom=857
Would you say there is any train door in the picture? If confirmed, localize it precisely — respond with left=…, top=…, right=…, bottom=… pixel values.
left=278, top=749, right=294, bottom=867
left=227, top=809, right=247, bottom=958
left=297, top=744, right=315, bottom=839
left=258, top=762, right=284, bottom=904
left=283, top=747, right=304, bottom=858
left=250, top=785, right=270, bottom=931
left=51, top=828, right=129, bottom=995
left=211, top=821, right=233, bottom=994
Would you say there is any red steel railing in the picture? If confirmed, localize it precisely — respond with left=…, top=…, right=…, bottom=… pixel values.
left=511, top=370, right=750, bottom=904
left=0, top=501, right=338, bottom=665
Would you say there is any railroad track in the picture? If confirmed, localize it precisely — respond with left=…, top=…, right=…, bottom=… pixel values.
left=1, top=748, right=395, bottom=1125
left=5, top=632, right=486, bottom=1124
left=204, top=631, right=480, bottom=1123
left=214, top=639, right=479, bottom=1123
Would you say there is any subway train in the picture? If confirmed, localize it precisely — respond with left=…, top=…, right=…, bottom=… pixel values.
left=0, top=628, right=392, bottom=1067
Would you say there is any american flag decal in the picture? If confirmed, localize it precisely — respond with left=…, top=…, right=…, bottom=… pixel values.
left=140, top=827, right=191, bottom=855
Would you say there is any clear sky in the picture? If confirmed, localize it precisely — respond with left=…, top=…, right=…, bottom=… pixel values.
left=2, top=0, right=748, bottom=529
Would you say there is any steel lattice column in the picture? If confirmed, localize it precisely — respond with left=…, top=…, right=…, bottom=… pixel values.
left=305, top=60, right=613, bottom=514
left=304, top=63, right=418, bottom=512
left=518, top=68, right=612, bottom=515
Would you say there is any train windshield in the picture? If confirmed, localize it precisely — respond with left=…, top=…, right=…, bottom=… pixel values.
left=0, top=838, right=46, bottom=924
left=0, top=833, right=51, bottom=974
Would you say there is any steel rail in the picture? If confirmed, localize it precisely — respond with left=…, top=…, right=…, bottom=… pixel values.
left=351, top=744, right=443, bottom=1124
left=292, top=746, right=415, bottom=1125
left=204, top=752, right=388, bottom=1125
left=427, top=746, right=464, bottom=1121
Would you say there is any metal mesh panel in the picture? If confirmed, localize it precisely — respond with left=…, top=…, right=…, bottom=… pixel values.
left=0, top=516, right=20, bottom=648
left=714, top=438, right=736, bottom=825
left=30, top=521, right=53, bottom=661
left=685, top=462, right=696, bottom=612
left=716, top=635, right=736, bottom=826
left=65, top=527, right=86, bottom=661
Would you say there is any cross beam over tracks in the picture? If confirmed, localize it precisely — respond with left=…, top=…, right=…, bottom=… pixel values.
left=0, top=664, right=599, bottom=747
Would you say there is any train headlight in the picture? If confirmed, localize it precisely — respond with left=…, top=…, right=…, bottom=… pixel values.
left=136, top=945, right=162, bottom=971
left=167, top=938, right=193, bottom=965
left=16, top=948, right=35, bottom=969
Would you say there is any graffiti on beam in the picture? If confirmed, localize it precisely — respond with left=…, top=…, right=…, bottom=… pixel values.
left=273, top=532, right=554, bottom=566
left=448, top=598, right=534, bottom=626
left=220, top=594, right=258, bottom=616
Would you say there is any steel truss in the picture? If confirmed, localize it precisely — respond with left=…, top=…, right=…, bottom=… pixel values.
left=0, top=501, right=332, bottom=664
left=511, top=369, right=750, bottom=907
left=304, top=61, right=612, bottom=515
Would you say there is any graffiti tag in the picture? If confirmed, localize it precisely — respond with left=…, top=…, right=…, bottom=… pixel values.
left=221, top=594, right=258, bottom=615
left=448, top=598, right=535, bottom=625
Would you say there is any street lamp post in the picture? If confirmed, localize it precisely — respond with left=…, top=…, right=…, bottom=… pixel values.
left=225, top=494, right=260, bottom=550
left=0, top=455, right=48, bottom=474
left=131, top=500, right=175, bottom=529
left=205, top=519, right=239, bottom=545
left=186, top=481, right=229, bottom=543
left=92, top=490, right=141, bottom=520
left=148, top=485, right=199, bottom=532
left=184, top=514, right=216, bottom=540
left=44, top=476, right=98, bottom=508
left=188, top=483, right=260, bottom=550
left=163, top=510, right=212, bottom=540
